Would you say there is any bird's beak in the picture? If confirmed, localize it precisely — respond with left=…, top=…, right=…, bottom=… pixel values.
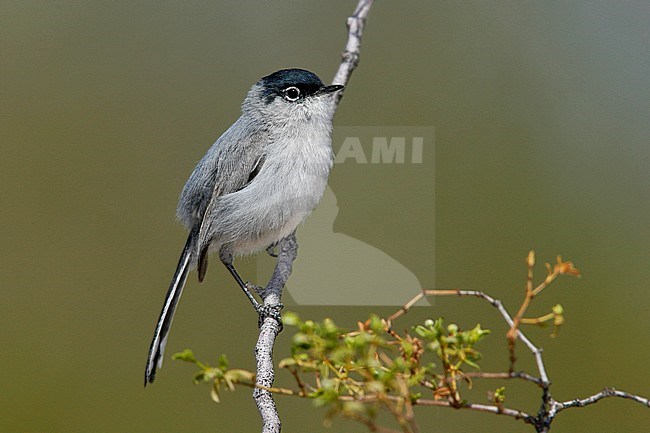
left=317, top=84, right=345, bottom=95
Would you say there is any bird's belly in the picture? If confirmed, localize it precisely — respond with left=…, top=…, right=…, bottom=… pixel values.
left=230, top=211, right=306, bottom=255
left=212, top=165, right=330, bottom=256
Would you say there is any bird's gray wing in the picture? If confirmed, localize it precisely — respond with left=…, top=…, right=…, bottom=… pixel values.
left=195, top=124, right=268, bottom=279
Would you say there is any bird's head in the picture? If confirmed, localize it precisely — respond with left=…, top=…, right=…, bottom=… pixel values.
left=243, top=68, right=344, bottom=125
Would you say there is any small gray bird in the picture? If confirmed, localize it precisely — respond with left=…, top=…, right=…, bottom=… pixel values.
left=145, top=69, right=344, bottom=385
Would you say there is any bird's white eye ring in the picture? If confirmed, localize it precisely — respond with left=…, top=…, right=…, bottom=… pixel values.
left=284, top=86, right=301, bottom=101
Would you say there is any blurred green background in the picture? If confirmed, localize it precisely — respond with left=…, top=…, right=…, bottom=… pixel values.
left=1, top=1, right=648, bottom=432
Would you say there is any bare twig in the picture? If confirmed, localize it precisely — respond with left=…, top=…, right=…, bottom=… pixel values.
left=549, top=388, right=650, bottom=417
left=507, top=251, right=537, bottom=369
left=331, top=0, right=375, bottom=98
left=507, top=254, right=580, bottom=372
left=337, top=394, right=535, bottom=425
left=288, top=367, right=308, bottom=397
left=437, top=371, right=544, bottom=388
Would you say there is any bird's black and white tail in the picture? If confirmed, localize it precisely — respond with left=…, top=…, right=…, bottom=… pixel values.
left=145, top=234, right=194, bottom=385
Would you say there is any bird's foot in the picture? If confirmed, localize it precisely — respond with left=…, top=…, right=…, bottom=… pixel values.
left=246, top=281, right=265, bottom=297
left=256, top=303, right=284, bottom=330
left=266, top=243, right=279, bottom=258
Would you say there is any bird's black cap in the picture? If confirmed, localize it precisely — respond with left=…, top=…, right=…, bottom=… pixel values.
left=259, top=68, right=344, bottom=103
left=261, top=68, right=324, bottom=93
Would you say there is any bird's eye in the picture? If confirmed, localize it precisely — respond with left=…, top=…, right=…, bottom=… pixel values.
left=284, top=86, right=301, bottom=101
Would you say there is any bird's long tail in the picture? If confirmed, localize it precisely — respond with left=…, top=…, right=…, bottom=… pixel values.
left=145, top=233, right=194, bottom=385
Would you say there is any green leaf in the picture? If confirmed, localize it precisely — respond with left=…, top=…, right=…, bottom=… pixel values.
left=414, top=324, right=432, bottom=339
left=210, top=382, right=221, bottom=403
left=283, top=311, right=301, bottom=327
left=490, top=386, right=506, bottom=404
left=278, top=358, right=297, bottom=368
left=195, top=368, right=218, bottom=383
left=192, top=371, right=206, bottom=384
left=226, top=369, right=255, bottom=382
left=463, top=357, right=481, bottom=369
left=341, top=401, right=366, bottom=415
left=466, top=324, right=490, bottom=344
left=368, top=314, right=385, bottom=334
left=172, top=348, right=198, bottom=364
left=292, top=333, right=313, bottom=350
left=322, top=318, right=340, bottom=336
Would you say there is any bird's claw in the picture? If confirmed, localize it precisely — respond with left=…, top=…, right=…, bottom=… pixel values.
left=256, top=303, right=284, bottom=330
left=245, top=281, right=265, bottom=297
left=266, top=243, right=279, bottom=258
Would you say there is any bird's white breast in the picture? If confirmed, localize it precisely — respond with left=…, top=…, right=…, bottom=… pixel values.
left=217, top=120, right=334, bottom=255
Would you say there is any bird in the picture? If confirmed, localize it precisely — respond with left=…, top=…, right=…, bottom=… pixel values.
left=145, top=68, right=344, bottom=385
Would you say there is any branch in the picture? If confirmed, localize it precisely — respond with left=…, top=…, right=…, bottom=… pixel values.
left=414, top=398, right=534, bottom=424
left=549, top=388, right=650, bottom=417
left=381, top=255, right=648, bottom=432
left=331, top=0, right=375, bottom=98
left=217, top=252, right=647, bottom=432
left=254, top=233, right=298, bottom=433
left=387, top=289, right=551, bottom=386
left=252, top=1, right=375, bottom=431
left=438, top=371, right=544, bottom=388
left=337, top=395, right=535, bottom=426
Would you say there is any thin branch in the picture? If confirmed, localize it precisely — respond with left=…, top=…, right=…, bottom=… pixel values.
left=507, top=252, right=535, bottom=369
left=416, top=399, right=534, bottom=424
left=386, top=291, right=426, bottom=325
left=550, top=388, right=650, bottom=417
left=331, top=0, right=375, bottom=96
left=345, top=412, right=403, bottom=433
left=437, top=371, right=544, bottom=388
left=337, top=394, right=535, bottom=425
left=388, top=289, right=551, bottom=386
left=238, top=380, right=300, bottom=397
left=288, top=367, right=308, bottom=397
